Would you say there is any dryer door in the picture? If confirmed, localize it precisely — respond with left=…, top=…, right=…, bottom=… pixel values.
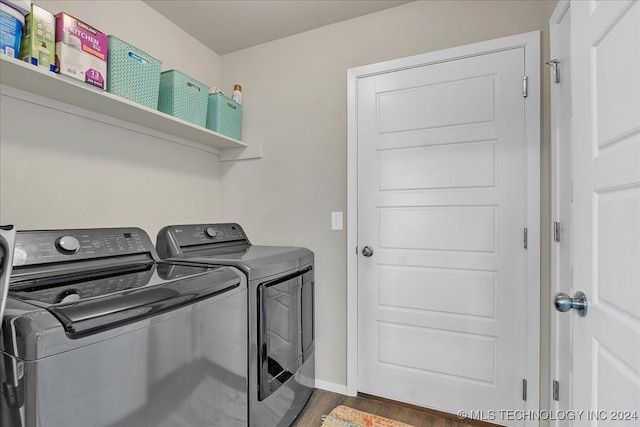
left=0, top=225, right=16, bottom=320
left=257, top=266, right=313, bottom=401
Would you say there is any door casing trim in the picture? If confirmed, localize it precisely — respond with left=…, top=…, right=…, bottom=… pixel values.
left=549, top=0, right=570, bottom=416
left=346, top=31, right=541, bottom=422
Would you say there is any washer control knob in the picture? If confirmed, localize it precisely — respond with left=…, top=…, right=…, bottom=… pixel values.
left=205, top=227, right=217, bottom=238
left=55, top=289, right=81, bottom=304
left=56, top=236, right=80, bottom=254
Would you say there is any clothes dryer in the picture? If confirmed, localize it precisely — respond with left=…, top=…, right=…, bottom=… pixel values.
left=157, top=223, right=314, bottom=427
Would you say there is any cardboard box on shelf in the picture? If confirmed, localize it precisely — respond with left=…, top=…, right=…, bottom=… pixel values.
left=19, top=3, right=55, bottom=71
left=55, top=12, right=107, bottom=90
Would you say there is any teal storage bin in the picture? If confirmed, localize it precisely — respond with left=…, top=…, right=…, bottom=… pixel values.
left=106, top=36, right=161, bottom=109
left=206, top=92, right=242, bottom=140
left=158, top=70, right=208, bottom=126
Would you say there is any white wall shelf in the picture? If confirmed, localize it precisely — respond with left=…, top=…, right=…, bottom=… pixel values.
left=0, top=55, right=260, bottom=158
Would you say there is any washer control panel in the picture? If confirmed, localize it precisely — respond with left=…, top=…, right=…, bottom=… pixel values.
left=12, top=268, right=155, bottom=304
left=168, top=223, right=248, bottom=247
left=13, top=228, right=153, bottom=266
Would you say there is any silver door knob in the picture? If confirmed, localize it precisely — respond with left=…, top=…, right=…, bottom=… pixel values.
left=554, top=291, right=588, bottom=317
left=361, top=246, right=374, bottom=257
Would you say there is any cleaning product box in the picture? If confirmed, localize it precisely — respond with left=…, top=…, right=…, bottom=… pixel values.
left=55, top=12, right=107, bottom=89
left=0, top=2, right=25, bottom=58
left=19, top=3, right=54, bottom=70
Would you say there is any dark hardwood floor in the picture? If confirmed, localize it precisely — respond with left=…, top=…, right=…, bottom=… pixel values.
left=292, top=390, right=477, bottom=427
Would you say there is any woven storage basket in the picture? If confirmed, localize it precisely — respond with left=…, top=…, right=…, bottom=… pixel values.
left=158, top=70, right=208, bottom=126
left=106, top=36, right=161, bottom=109
left=206, top=92, right=242, bottom=140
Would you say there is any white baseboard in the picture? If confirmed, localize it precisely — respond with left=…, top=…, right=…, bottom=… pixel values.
left=315, top=379, right=348, bottom=395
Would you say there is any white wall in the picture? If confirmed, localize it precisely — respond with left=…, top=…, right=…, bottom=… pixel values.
left=0, top=0, right=223, bottom=239
left=219, top=0, right=556, bottom=400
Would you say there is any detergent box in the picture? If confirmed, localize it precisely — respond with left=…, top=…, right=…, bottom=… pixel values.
left=55, top=12, right=107, bottom=89
left=19, top=3, right=55, bottom=71
left=0, top=2, right=25, bottom=58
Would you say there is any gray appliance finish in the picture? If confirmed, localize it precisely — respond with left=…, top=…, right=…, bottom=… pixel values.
left=156, top=223, right=315, bottom=427
left=0, top=225, right=16, bottom=324
left=0, top=227, right=248, bottom=427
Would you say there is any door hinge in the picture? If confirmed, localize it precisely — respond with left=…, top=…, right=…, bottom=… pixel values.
left=523, top=75, right=529, bottom=97
left=554, top=221, right=561, bottom=242
left=546, top=59, right=560, bottom=83
left=524, top=228, right=528, bottom=249
left=553, top=380, right=559, bottom=401
left=522, top=379, right=528, bottom=401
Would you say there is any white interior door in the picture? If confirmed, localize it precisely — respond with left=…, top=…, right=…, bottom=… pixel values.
left=549, top=1, right=574, bottom=422
left=355, top=37, right=539, bottom=426
left=570, top=1, right=640, bottom=425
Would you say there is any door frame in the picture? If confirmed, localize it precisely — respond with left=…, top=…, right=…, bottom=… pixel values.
left=346, top=31, right=541, bottom=416
left=549, top=0, right=571, bottom=416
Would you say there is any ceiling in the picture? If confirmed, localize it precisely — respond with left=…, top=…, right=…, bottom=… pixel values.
left=144, top=0, right=412, bottom=55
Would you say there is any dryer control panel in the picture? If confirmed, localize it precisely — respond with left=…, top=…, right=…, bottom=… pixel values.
left=162, top=223, right=248, bottom=247
left=12, top=228, right=154, bottom=266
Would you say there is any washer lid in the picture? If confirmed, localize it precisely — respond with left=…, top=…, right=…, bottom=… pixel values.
left=49, top=265, right=240, bottom=337
left=8, top=262, right=241, bottom=338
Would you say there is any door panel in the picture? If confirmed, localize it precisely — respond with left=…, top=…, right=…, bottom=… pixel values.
left=379, top=207, right=496, bottom=252
left=378, top=140, right=497, bottom=190
left=378, top=266, right=497, bottom=318
left=378, top=323, right=497, bottom=383
left=377, top=75, right=496, bottom=133
left=357, top=47, right=528, bottom=423
left=571, top=0, right=640, bottom=425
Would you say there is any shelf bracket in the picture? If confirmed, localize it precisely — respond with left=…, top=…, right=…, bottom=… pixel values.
left=219, top=141, right=263, bottom=162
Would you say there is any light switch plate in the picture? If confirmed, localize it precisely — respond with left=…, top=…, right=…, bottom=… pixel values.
left=331, top=212, right=343, bottom=231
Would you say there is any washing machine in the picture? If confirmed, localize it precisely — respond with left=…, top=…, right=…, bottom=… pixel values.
left=0, top=227, right=248, bottom=427
left=0, top=225, right=15, bottom=322
left=156, top=223, right=315, bottom=427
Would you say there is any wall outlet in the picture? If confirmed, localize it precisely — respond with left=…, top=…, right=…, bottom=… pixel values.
left=331, top=212, right=343, bottom=231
